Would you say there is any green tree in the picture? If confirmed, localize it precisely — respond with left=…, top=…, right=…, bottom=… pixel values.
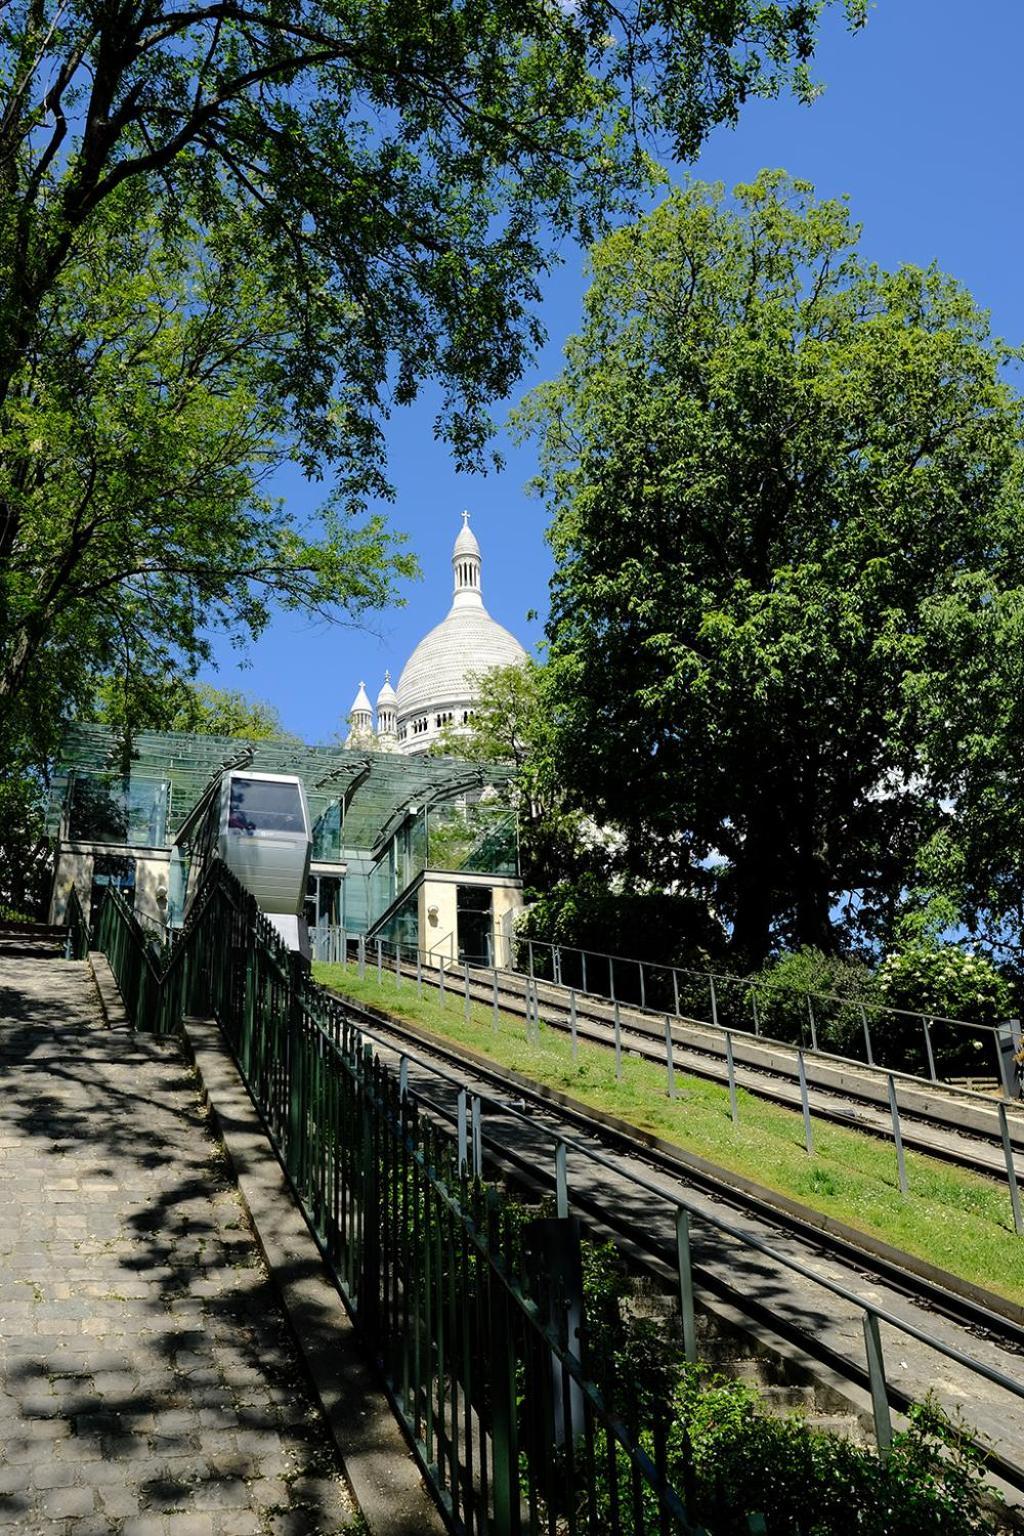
left=434, top=657, right=607, bottom=888
left=93, top=677, right=298, bottom=743
left=0, top=0, right=864, bottom=780
left=519, top=173, right=1024, bottom=963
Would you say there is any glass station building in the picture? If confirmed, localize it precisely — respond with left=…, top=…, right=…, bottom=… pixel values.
left=46, top=723, right=523, bottom=964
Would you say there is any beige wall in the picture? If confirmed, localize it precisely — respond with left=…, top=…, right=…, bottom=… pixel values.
left=49, top=851, right=94, bottom=925
left=416, top=873, right=523, bottom=965
left=419, top=878, right=459, bottom=959
left=48, top=846, right=170, bottom=933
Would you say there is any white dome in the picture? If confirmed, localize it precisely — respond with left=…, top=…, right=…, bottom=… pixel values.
left=376, top=671, right=397, bottom=707
left=396, top=605, right=526, bottom=721
left=453, top=512, right=481, bottom=558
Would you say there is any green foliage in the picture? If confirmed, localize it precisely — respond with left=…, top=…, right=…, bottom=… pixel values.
left=879, top=945, right=1013, bottom=1029
left=754, top=946, right=878, bottom=1054
left=93, top=678, right=299, bottom=744
left=435, top=659, right=607, bottom=889
left=518, top=171, right=1024, bottom=963
left=517, top=873, right=725, bottom=969
left=662, top=1374, right=994, bottom=1535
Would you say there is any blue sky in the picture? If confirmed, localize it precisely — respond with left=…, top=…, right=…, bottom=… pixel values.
left=203, top=0, right=1024, bottom=744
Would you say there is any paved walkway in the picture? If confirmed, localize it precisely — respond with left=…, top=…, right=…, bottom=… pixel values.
left=0, top=951, right=358, bottom=1535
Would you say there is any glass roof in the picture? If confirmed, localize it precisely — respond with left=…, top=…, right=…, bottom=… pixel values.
left=47, top=724, right=513, bottom=856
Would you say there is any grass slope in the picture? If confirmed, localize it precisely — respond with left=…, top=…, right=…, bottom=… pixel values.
left=314, top=960, right=1024, bottom=1304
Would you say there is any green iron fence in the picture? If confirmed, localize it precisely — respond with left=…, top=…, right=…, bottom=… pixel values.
left=82, top=863, right=702, bottom=1536
left=63, top=885, right=91, bottom=960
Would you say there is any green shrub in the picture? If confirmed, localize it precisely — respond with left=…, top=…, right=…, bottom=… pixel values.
left=753, top=947, right=878, bottom=1058
left=878, top=944, right=1014, bottom=1076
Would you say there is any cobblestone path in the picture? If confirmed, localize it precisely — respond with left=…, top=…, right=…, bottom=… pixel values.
left=0, top=951, right=359, bottom=1535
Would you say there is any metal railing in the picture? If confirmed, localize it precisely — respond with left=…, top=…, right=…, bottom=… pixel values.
left=79, top=867, right=703, bottom=1534
left=513, top=935, right=1023, bottom=1101
left=311, top=938, right=1024, bottom=1479
left=63, top=885, right=91, bottom=960
left=324, top=934, right=1024, bottom=1236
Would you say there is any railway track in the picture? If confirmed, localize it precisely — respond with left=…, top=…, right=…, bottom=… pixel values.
left=377, top=953, right=1024, bottom=1187
left=320, top=976, right=1024, bottom=1502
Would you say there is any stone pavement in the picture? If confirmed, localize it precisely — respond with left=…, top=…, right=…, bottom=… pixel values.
left=0, top=951, right=360, bottom=1535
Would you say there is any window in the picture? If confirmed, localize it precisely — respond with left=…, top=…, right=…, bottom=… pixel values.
left=228, top=777, right=305, bottom=835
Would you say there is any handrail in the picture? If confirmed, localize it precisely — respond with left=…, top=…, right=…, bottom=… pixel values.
left=514, top=934, right=1022, bottom=1100
left=315, top=952, right=1024, bottom=1401
left=63, top=885, right=91, bottom=960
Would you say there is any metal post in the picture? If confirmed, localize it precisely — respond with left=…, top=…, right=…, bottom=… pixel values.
left=464, top=962, right=471, bottom=1021
left=709, top=976, right=719, bottom=1030
left=664, top=1016, right=676, bottom=1099
left=807, top=994, right=819, bottom=1054
left=861, top=1004, right=874, bottom=1067
left=471, top=1096, right=482, bottom=1178
left=492, top=967, right=500, bottom=1031
left=862, top=1313, right=893, bottom=1458
left=725, top=1031, right=739, bottom=1125
left=675, top=1210, right=697, bottom=1365
left=395, top=942, right=402, bottom=987
left=638, top=960, right=646, bottom=1011
left=569, top=990, right=578, bottom=1065
left=887, top=1075, right=908, bottom=1196
left=998, top=1103, right=1024, bottom=1236
left=923, top=1018, right=937, bottom=1082
left=581, top=950, right=588, bottom=997
left=553, top=946, right=562, bottom=987
left=797, top=1050, right=814, bottom=1155
left=376, top=940, right=382, bottom=985
left=358, top=935, right=365, bottom=979
left=751, top=988, right=760, bottom=1037
left=672, top=968, right=681, bottom=1019
left=528, top=940, right=534, bottom=980
left=416, top=948, right=422, bottom=997
left=457, top=1089, right=468, bottom=1175
left=614, top=1000, right=623, bottom=1081
left=609, top=957, right=616, bottom=1005
left=555, top=1141, right=569, bottom=1219
left=438, top=958, right=445, bottom=1004
left=399, top=1055, right=409, bottom=1102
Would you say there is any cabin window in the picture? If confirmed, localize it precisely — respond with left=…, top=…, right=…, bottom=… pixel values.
left=228, top=778, right=305, bottom=835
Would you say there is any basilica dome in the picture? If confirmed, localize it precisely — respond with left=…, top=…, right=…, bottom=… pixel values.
left=394, top=513, right=526, bottom=752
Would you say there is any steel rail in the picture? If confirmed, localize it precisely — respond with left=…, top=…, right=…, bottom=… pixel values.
left=317, top=979, right=1024, bottom=1405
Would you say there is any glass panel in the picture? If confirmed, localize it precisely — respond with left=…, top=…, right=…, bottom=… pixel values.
left=227, top=777, right=305, bottom=834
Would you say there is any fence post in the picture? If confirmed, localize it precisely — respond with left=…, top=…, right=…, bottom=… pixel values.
left=528, top=940, right=534, bottom=980
left=861, top=1004, right=875, bottom=1068
left=472, top=1096, right=483, bottom=1178
left=923, top=1018, right=937, bottom=1082
left=751, top=987, right=760, bottom=1037
left=609, top=956, right=616, bottom=1005
left=998, top=1103, right=1023, bottom=1236
left=395, top=943, right=402, bottom=988
left=797, top=1050, right=814, bottom=1155
left=358, top=935, right=365, bottom=979
left=416, top=948, right=422, bottom=997
left=457, top=1089, right=468, bottom=1175
left=555, top=1141, right=569, bottom=1219
left=709, top=976, right=719, bottom=1030
left=376, top=939, right=382, bottom=985
left=664, top=1017, right=676, bottom=1099
left=614, top=1000, right=623, bottom=1081
left=638, top=960, right=646, bottom=1011
left=399, top=1055, right=409, bottom=1103
left=464, top=962, right=471, bottom=1021
left=887, top=1075, right=908, bottom=1196
left=672, top=968, right=681, bottom=1019
left=806, top=994, right=819, bottom=1054
left=725, top=1031, right=739, bottom=1125
left=581, top=950, right=588, bottom=997
left=676, top=1210, right=697, bottom=1365
left=569, top=990, right=578, bottom=1065
left=553, top=946, right=562, bottom=987
left=492, top=967, right=500, bottom=1031
left=862, top=1313, right=893, bottom=1459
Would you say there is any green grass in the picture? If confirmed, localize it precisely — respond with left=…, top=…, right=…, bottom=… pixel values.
left=313, top=960, right=1024, bottom=1305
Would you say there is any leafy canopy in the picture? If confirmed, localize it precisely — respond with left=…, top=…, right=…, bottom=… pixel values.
left=519, top=172, right=1024, bottom=963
